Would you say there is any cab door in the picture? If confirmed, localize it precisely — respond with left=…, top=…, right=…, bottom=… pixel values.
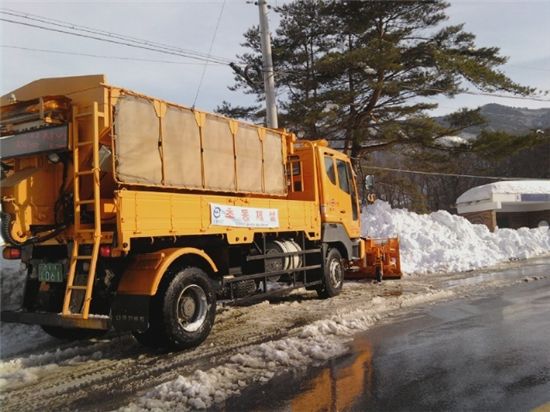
left=318, top=148, right=360, bottom=239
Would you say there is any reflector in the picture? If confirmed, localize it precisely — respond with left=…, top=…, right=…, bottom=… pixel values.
left=2, top=247, right=21, bottom=260
left=99, top=245, right=112, bottom=258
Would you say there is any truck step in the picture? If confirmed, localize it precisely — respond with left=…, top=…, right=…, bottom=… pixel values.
left=75, top=199, right=95, bottom=205
left=75, top=111, right=105, bottom=118
left=68, top=285, right=88, bottom=290
left=76, top=170, right=95, bottom=176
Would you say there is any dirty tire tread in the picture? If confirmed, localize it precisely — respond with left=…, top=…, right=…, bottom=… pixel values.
left=317, top=248, right=344, bottom=299
left=162, top=267, right=216, bottom=351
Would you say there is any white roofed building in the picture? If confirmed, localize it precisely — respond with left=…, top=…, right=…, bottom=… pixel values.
left=456, top=181, right=550, bottom=231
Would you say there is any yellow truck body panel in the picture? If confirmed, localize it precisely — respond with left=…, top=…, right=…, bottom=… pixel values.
left=116, top=190, right=321, bottom=250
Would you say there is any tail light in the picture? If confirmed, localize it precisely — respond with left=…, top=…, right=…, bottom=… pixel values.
left=3, top=247, right=21, bottom=260
left=99, top=245, right=112, bottom=258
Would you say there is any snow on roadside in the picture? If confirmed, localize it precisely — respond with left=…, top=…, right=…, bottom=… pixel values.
left=1, top=258, right=56, bottom=358
left=1, top=321, right=141, bottom=390
left=1, top=259, right=25, bottom=308
left=0, top=323, right=53, bottom=358
left=362, top=200, right=550, bottom=275
left=121, top=289, right=454, bottom=411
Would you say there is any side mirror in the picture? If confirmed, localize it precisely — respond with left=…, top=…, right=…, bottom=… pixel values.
left=364, top=175, right=375, bottom=191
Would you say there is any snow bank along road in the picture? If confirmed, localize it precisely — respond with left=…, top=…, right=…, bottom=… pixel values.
left=1, top=256, right=549, bottom=411
left=362, top=201, right=550, bottom=275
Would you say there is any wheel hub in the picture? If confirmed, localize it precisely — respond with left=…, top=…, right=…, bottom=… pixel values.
left=176, top=284, right=208, bottom=332
left=329, top=258, right=343, bottom=288
left=181, top=296, right=196, bottom=319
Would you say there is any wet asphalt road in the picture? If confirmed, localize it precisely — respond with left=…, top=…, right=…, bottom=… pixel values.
left=225, top=273, right=550, bottom=411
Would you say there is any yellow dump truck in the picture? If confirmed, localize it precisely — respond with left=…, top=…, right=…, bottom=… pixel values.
left=0, top=75, right=400, bottom=350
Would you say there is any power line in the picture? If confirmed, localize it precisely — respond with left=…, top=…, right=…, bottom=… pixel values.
left=1, top=8, right=233, bottom=65
left=363, top=165, right=545, bottom=181
left=458, top=89, right=550, bottom=103
left=1, top=44, right=219, bottom=65
left=400, top=86, right=550, bottom=103
left=0, top=14, right=231, bottom=66
left=0, top=17, right=222, bottom=64
left=192, top=0, right=226, bottom=108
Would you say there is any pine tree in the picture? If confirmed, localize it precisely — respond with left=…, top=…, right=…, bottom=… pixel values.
left=218, top=1, right=534, bottom=160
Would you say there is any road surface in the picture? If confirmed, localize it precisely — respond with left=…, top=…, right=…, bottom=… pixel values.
left=225, top=268, right=550, bottom=411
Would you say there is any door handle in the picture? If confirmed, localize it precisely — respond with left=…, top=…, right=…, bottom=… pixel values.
left=340, top=210, right=346, bottom=214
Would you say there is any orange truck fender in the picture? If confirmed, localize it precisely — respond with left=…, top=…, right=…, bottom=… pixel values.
left=117, top=247, right=218, bottom=296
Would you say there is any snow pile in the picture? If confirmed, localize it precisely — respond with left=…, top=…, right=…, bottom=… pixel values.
left=362, top=200, right=550, bottom=275
left=0, top=342, right=108, bottom=389
left=1, top=259, right=25, bottom=308
left=0, top=323, right=53, bottom=359
left=135, top=335, right=350, bottom=410
left=435, top=135, right=471, bottom=148
left=0, top=359, right=59, bottom=388
left=0, top=259, right=58, bottom=358
left=457, top=180, right=550, bottom=203
left=122, top=289, right=453, bottom=411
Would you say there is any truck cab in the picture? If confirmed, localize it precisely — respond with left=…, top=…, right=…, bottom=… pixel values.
left=289, top=140, right=361, bottom=260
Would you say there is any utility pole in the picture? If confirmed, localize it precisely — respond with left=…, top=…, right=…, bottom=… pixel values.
left=258, top=0, right=278, bottom=129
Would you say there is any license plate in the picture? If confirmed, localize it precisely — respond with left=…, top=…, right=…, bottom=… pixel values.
left=38, top=263, right=64, bottom=283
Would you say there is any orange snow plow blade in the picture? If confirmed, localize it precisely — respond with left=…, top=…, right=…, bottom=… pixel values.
left=346, top=237, right=402, bottom=280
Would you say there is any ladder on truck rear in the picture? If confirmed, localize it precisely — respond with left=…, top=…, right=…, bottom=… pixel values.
left=62, top=102, right=104, bottom=319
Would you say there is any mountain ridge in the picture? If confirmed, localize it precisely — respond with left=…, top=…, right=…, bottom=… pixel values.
left=438, top=103, right=550, bottom=137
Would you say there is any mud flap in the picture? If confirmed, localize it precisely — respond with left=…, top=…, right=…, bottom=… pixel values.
left=111, top=294, right=149, bottom=331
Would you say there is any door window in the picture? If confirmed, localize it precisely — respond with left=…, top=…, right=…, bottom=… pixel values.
left=347, top=162, right=359, bottom=221
left=335, top=158, right=359, bottom=221
left=336, top=159, right=350, bottom=194
left=324, top=155, right=336, bottom=185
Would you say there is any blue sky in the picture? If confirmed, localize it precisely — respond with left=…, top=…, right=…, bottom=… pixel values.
left=1, top=0, right=549, bottom=117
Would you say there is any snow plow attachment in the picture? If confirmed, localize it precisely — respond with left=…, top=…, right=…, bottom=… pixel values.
left=346, top=237, right=402, bottom=281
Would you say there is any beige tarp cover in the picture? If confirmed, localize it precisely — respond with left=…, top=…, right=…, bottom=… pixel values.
left=113, top=93, right=286, bottom=195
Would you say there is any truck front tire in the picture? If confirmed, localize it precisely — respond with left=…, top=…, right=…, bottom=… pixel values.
left=317, top=248, right=344, bottom=298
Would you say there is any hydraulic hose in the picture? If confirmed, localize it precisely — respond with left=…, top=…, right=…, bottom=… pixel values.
left=0, top=211, right=23, bottom=246
left=1, top=211, right=65, bottom=247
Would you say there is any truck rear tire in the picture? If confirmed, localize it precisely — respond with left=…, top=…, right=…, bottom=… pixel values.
left=132, top=266, right=217, bottom=350
left=317, top=248, right=344, bottom=299
left=133, top=266, right=216, bottom=351
left=162, top=267, right=216, bottom=350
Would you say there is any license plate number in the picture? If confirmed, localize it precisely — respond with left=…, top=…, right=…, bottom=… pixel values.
left=38, top=263, right=64, bottom=283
